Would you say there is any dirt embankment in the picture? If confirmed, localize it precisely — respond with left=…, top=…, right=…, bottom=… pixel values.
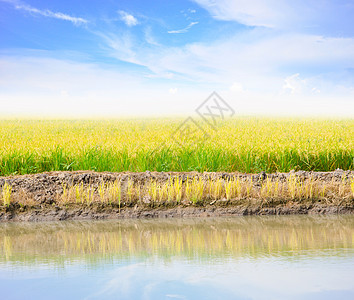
left=0, top=170, right=353, bottom=222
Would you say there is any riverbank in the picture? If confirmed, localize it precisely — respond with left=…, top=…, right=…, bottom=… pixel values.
left=1, top=170, right=353, bottom=221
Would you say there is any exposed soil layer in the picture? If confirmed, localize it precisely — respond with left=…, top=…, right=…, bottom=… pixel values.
left=1, top=170, right=353, bottom=222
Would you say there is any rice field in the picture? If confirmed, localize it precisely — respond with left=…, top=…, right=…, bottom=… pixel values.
left=0, top=118, right=353, bottom=176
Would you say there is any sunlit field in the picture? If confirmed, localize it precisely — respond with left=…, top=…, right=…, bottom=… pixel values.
left=0, top=118, right=353, bottom=176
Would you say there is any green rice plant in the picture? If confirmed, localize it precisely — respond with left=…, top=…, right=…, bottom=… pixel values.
left=260, top=177, right=274, bottom=199
left=126, top=179, right=135, bottom=203
left=84, top=185, right=94, bottom=204
left=60, top=183, right=73, bottom=203
left=148, top=179, right=158, bottom=202
left=304, top=177, right=314, bottom=199
left=296, top=180, right=303, bottom=199
left=224, top=176, right=241, bottom=200
left=164, top=177, right=177, bottom=202
left=185, top=177, right=192, bottom=202
left=1, top=182, right=12, bottom=207
left=62, top=183, right=67, bottom=199
left=135, top=184, right=142, bottom=203
left=157, top=182, right=167, bottom=202
left=246, top=177, right=253, bottom=198
left=208, top=178, right=223, bottom=200
left=75, top=182, right=84, bottom=203
left=185, top=177, right=204, bottom=203
left=193, top=177, right=205, bottom=203
left=320, top=184, right=327, bottom=199
left=288, top=174, right=297, bottom=200
left=274, top=180, right=279, bottom=198
left=224, top=179, right=233, bottom=200
left=172, top=177, right=183, bottom=202
left=235, top=177, right=242, bottom=198
left=108, top=180, right=121, bottom=206
left=98, top=182, right=106, bottom=202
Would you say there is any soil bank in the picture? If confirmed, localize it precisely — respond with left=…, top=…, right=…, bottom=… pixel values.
left=0, top=170, right=353, bottom=222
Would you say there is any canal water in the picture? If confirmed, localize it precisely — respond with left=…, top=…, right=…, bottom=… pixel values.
left=0, top=215, right=353, bottom=300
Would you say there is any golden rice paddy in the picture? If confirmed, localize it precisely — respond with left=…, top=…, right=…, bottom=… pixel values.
left=0, top=117, right=353, bottom=176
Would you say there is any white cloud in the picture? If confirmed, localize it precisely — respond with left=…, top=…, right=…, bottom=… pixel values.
left=2, top=0, right=88, bottom=25
left=168, top=22, right=199, bottom=34
left=230, top=82, right=244, bottom=92
left=193, top=0, right=284, bottom=27
left=96, top=31, right=138, bottom=64
left=95, top=26, right=354, bottom=118
left=105, top=29, right=354, bottom=92
left=282, top=73, right=303, bottom=94
left=169, top=88, right=178, bottom=94
left=60, top=90, right=69, bottom=98
left=144, top=27, right=160, bottom=46
left=1, top=52, right=353, bottom=117
left=282, top=73, right=323, bottom=95
left=1, top=0, right=353, bottom=117
left=118, top=10, right=138, bottom=27
left=0, top=54, right=205, bottom=117
left=192, top=0, right=354, bottom=33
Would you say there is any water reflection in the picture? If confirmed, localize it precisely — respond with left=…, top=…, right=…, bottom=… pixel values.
left=0, top=216, right=353, bottom=300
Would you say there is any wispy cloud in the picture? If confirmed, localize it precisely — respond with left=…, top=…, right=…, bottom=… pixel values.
left=192, top=0, right=354, bottom=35
left=1, top=0, right=88, bottom=25
left=192, top=0, right=283, bottom=27
left=101, top=25, right=354, bottom=96
left=168, top=22, right=199, bottom=34
left=144, top=27, right=160, bottom=46
left=96, top=31, right=138, bottom=64
left=118, top=10, right=139, bottom=27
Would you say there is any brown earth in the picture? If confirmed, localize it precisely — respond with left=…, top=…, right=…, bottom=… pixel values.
left=0, top=170, right=353, bottom=222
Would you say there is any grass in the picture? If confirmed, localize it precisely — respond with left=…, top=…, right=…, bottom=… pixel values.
left=0, top=117, right=353, bottom=176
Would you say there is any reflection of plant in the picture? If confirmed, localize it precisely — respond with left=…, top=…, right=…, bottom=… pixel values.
left=1, top=217, right=352, bottom=264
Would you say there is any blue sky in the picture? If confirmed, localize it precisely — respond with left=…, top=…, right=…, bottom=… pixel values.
left=0, top=0, right=354, bottom=116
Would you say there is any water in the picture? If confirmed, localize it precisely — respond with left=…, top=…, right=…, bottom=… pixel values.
left=0, top=215, right=353, bottom=300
